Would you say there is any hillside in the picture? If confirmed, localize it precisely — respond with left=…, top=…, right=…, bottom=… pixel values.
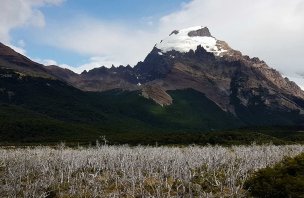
left=0, top=26, right=304, bottom=144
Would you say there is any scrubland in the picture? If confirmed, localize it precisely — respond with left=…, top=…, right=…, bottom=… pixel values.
left=1, top=144, right=304, bottom=197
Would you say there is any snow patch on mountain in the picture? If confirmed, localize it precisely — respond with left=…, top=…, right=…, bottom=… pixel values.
left=156, top=26, right=226, bottom=56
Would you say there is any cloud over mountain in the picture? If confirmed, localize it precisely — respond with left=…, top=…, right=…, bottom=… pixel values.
left=1, top=0, right=303, bottom=88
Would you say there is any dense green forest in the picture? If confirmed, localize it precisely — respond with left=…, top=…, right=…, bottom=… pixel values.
left=1, top=67, right=304, bottom=145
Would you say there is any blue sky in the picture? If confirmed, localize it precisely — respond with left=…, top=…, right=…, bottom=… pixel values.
left=6, top=0, right=189, bottom=68
left=0, top=0, right=304, bottom=88
left=45, top=0, right=188, bottom=21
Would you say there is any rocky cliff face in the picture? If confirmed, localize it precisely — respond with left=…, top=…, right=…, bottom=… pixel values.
left=1, top=26, right=304, bottom=125
left=142, top=84, right=173, bottom=106
left=73, top=26, right=304, bottom=119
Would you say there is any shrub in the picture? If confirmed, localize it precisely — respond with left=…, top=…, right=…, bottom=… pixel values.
left=244, top=153, right=304, bottom=198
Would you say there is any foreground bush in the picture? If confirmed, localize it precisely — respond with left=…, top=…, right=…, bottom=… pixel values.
left=244, top=153, right=304, bottom=198
left=0, top=144, right=304, bottom=197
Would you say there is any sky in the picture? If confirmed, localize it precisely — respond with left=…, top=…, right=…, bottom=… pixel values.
left=0, top=0, right=304, bottom=88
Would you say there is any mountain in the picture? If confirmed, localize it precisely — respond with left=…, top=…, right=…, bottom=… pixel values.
left=1, top=26, right=304, bottom=143
left=0, top=43, right=55, bottom=78
left=47, top=26, right=304, bottom=123
left=135, top=27, right=304, bottom=126
left=46, top=65, right=139, bottom=91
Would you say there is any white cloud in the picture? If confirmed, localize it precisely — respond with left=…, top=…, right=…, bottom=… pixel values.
left=4, top=0, right=304, bottom=88
left=35, top=56, right=120, bottom=74
left=8, top=44, right=27, bottom=55
left=34, top=58, right=57, bottom=66
left=156, top=0, right=304, bottom=87
left=57, top=56, right=122, bottom=74
left=42, top=1, right=304, bottom=86
left=7, top=39, right=28, bottom=55
left=0, top=0, right=64, bottom=51
left=44, top=18, right=160, bottom=68
left=77, top=56, right=122, bottom=72
left=33, top=58, right=74, bottom=72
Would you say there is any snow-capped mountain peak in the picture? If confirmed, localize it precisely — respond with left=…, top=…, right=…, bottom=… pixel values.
left=155, top=26, right=227, bottom=56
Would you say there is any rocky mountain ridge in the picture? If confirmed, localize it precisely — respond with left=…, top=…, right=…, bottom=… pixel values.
left=1, top=26, right=304, bottom=124
left=0, top=43, right=55, bottom=78
left=45, top=27, right=304, bottom=114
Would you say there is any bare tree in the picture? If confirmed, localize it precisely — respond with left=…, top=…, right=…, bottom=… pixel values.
left=0, top=144, right=303, bottom=197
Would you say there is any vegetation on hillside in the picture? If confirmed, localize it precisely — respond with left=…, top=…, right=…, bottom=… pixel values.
left=244, top=152, right=304, bottom=198
left=1, top=67, right=304, bottom=145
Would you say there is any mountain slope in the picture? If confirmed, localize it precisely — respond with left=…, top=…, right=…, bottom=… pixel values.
left=1, top=26, right=304, bottom=143
left=0, top=66, right=242, bottom=142
left=0, top=43, right=55, bottom=78
left=46, top=27, right=304, bottom=118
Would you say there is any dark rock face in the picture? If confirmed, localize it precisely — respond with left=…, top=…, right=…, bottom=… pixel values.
left=1, top=26, right=304, bottom=127
left=47, top=64, right=139, bottom=92
left=134, top=48, right=173, bottom=83
left=0, top=43, right=55, bottom=78
left=188, top=27, right=212, bottom=37
left=46, top=65, right=78, bottom=81
left=29, top=38, right=304, bottom=125
left=169, top=30, right=179, bottom=36
left=77, top=65, right=138, bottom=91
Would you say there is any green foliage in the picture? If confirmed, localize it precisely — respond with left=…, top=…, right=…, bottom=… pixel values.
left=103, top=130, right=288, bottom=146
left=0, top=68, right=240, bottom=131
left=244, top=153, right=304, bottom=198
left=0, top=105, right=103, bottom=143
left=149, top=90, right=241, bottom=130
left=0, top=67, right=304, bottom=145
